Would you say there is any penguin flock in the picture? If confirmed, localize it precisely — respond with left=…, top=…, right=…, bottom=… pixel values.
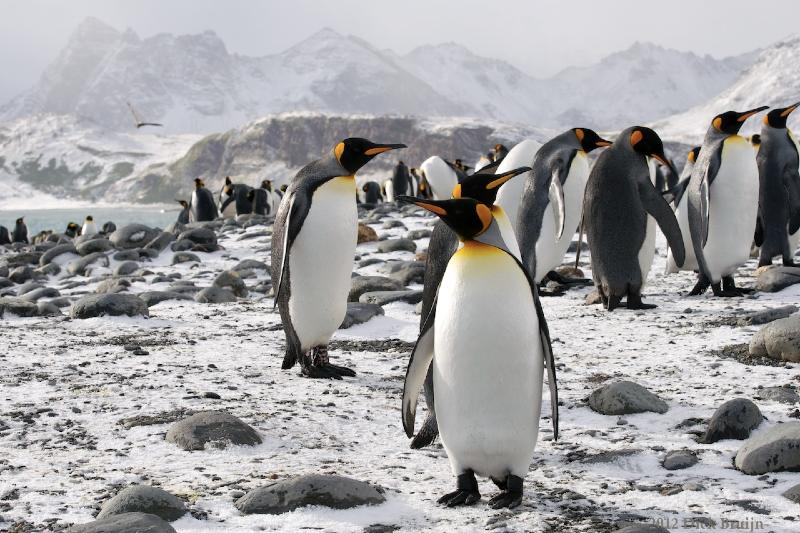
left=0, top=215, right=106, bottom=245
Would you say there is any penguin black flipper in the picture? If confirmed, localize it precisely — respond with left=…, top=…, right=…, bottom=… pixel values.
left=220, top=193, right=235, bottom=214
left=637, top=179, right=686, bottom=268
left=548, top=161, right=567, bottom=240
left=698, top=148, right=722, bottom=247
left=402, top=294, right=438, bottom=438
left=754, top=216, right=765, bottom=248
left=783, top=164, right=800, bottom=234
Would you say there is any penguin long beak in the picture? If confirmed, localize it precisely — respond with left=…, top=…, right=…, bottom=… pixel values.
left=780, top=102, right=800, bottom=118
left=736, top=106, right=770, bottom=122
left=652, top=154, right=679, bottom=179
left=396, top=195, right=448, bottom=215
left=596, top=139, right=613, bottom=147
left=364, top=143, right=407, bottom=156
left=485, top=166, right=532, bottom=190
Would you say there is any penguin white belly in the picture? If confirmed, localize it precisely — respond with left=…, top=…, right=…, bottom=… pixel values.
left=81, top=222, right=97, bottom=237
left=666, top=194, right=698, bottom=273
left=434, top=244, right=543, bottom=479
left=384, top=180, right=395, bottom=202
left=637, top=160, right=658, bottom=287
left=420, top=157, right=458, bottom=200
left=492, top=206, right=521, bottom=260
left=288, top=177, right=357, bottom=350
left=496, top=140, right=543, bottom=228
left=190, top=191, right=199, bottom=222
left=789, top=227, right=800, bottom=255
left=534, top=154, right=588, bottom=280
left=703, top=137, right=759, bottom=282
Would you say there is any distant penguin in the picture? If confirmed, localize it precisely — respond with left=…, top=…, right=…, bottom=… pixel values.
left=411, top=164, right=531, bottom=449
left=250, top=185, right=270, bottom=216
left=262, top=180, right=281, bottom=214
left=64, top=222, right=80, bottom=238
left=177, top=200, right=190, bottom=224
left=392, top=160, right=411, bottom=197
left=445, top=159, right=471, bottom=182
left=408, top=168, right=421, bottom=197
left=362, top=181, right=383, bottom=204
left=495, top=139, right=543, bottom=227
left=190, top=178, right=219, bottom=222
left=687, top=106, right=768, bottom=296
left=493, top=143, right=509, bottom=161
left=399, top=195, right=557, bottom=509
left=419, top=156, right=459, bottom=200
left=383, top=178, right=395, bottom=203
left=755, top=102, right=800, bottom=266
left=271, top=138, right=405, bottom=379
left=81, top=216, right=97, bottom=237
left=475, top=152, right=493, bottom=172
left=515, top=128, right=611, bottom=283
left=0, top=226, right=10, bottom=245
left=665, top=147, right=701, bottom=274
left=101, top=221, right=116, bottom=235
left=584, top=127, right=685, bottom=311
left=12, top=217, right=28, bottom=244
left=220, top=179, right=254, bottom=216
left=218, top=177, right=237, bottom=217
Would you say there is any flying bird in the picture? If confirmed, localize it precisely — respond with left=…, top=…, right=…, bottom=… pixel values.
left=127, top=102, right=163, bottom=129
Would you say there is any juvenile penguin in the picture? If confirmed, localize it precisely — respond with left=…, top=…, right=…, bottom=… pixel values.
left=419, top=156, right=458, bottom=200
left=176, top=200, right=190, bottom=224
left=515, top=128, right=612, bottom=283
left=361, top=181, right=383, bottom=204
left=271, top=138, right=405, bottom=379
left=81, top=216, right=97, bottom=237
left=495, top=140, right=543, bottom=227
left=755, top=102, right=800, bottom=266
left=411, top=164, right=531, bottom=449
left=12, top=217, right=28, bottom=244
left=665, top=147, right=701, bottom=274
left=687, top=107, right=768, bottom=296
left=190, top=178, right=219, bottom=222
left=584, top=127, right=685, bottom=310
left=400, top=195, right=558, bottom=509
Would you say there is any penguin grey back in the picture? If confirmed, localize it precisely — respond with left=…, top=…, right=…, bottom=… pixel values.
left=12, top=218, right=28, bottom=244
left=0, top=225, right=10, bottom=245
left=392, top=161, right=411, bottom=196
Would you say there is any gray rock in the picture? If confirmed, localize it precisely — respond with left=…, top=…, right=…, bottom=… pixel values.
left=172, top=252, right=200, bottom=265
left=406, top=229, right=432, bottom=240
left=735, top=422, right=800, bottom=474
left=213, top=270, right=248, bottom=297
left=97, top=485, right=187, bottom=521
left=40, top=244, right=77, bottom=265
left=388, top=261, right=425, bottom=285
left=165, top=411, right=261, bottom=451
left=749, top=315, right=800, bottom=362
left=737, top=305, right=798, bottom=326
left=702, top=398, right=763, bottom=443
left=67, top=252, right=109, bottom=276
left=36, top=263, right=61, bottom=276
left=233, top=259, right=269, bottom=272
left=113, top=250, right=140, bottom=262
left=0, top=297, right=39, bottom=317
left=235, top=474, right=385, bottom=515
left=783, top=483, right=800, bottom=504
left=588, top=381, right=669, bottom=415
left=757, top=386, right=800, bottom=404
left=348, top=276, right=403, bottom=302
left=144, top=232, right=174, bottom=252
left=138, top=291, right=193, bottom=307
left=15, top=281, right=44, bottom=296
left=110, top=224, right=160, bottom=250
left=381, top=219, right=406, bottom=229
left=359, top=290, right=423, bottom=306
left=170, top=239, right=194, bottom=252
left=662, top=450, right=698, bottom=470
left=614, top=525, right=670, bottom=533
left=95, top=278, right=131, bottom=295
left=340, top=302, right=384, bottom=329
left=194, top=286, right=236, bottom=303
left=582, top=449, right=641, bottom=464
left=21, top=287, right=60, bottom=302
left=76, top=238, right=113, bottom=256
left=177, top=228, right=217, bottom=247
left=114, top=261, right=140, bottom=276
left=36, top=301, right=62, bottom=316
left=70, top=294, right=149, bottom=319
left=9, top=266, right=35, bottom=284
left=0, top=277, right=12, bottom=289
left=377, top=238, right=416, bottom=253
left=65, top=512, right=176, bottom=533
left=756, top=266, right=800, bottom=292
left=3, top=252, right=42, bottom=268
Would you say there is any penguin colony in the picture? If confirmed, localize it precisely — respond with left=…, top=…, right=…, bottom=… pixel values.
left=3, top=103, right=797, bottom=512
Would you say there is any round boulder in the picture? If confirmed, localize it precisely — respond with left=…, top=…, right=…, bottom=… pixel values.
left=76, top=238, right=113, bottom=256
left=194, top=286, right=236, bottom=303
left=70, top=294, right=149, bottom=319
left=702, top=398, right=763, bottom=444
left=588, top=381, right=668, bottom=415
left=177, top=228, right=217, bottom=247
left=735, top=422, right=800, bottom=474
left=97, top=485, right=187, bottom=522
left=165, top=411, right=261, bottom=451
left=65, top=512, right=176, bottom=533
left=110, top=224, right=160, bottom=250
left=172, top=252, right=200, bottom=265
left=749, top=315, right=800, bottom=362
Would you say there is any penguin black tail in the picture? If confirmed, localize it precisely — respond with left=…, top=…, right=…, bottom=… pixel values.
left=410, top=414, right=439, bottom=449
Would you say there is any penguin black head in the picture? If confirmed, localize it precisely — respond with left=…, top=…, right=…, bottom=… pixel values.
left=16, top=217, right=24, bottom=225
left=763, top=102, right=800, bottom=129
left=494, top=144, right=507, bottom=153
left=225, top=176, right=232, bottom=186
left=177, top=199, right=188, bottom=208
left=194, top=178, right=204, bottom=188
left=628, top=126, right=676, bottom=172
left=398, top=196, right=491, bottom=241
left=750, top=134, right=761, bottom=147
left=333, top=138, right=406, bottom=174
left=688, top=146, right=701, bottom=163
left=711, top=106, right=769, bottom=134
left=262, top=179, right=272, bottom=191
left=451, top=166, right=530, bottom=206
left=85, top=215, right=93, bottom=222
left=572, top=128, right=613, bottom=153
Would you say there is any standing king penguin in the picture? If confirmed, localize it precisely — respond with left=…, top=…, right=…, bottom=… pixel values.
left=176, top=200, right=190, bottom=224
left=687, top=107, right=768, bottom=296
left=755, top=102, right=800, bottom=266
left=81, top=216, right=97, bottom=237
left=665, top=147, right=701, bottom=274
left=399, top=195, right=558, bottom=509
left=271, top=138, right=405, bottom=379
left=12, top=217, right=28, bottom=244
left=495, top=140, right=543, bottom=228
left=584, top=127, right=685, bottom=310
left=190, top=179, right=219, bottom=222
left=515, top=128, right=612, bottom=283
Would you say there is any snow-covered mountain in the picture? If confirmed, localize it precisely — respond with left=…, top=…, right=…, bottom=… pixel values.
left=1, top=17, right=758, bottom=133
left=654, top=35, right=800, bottom=143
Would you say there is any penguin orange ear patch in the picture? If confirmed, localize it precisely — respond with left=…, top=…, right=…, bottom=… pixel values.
left=630, top=130, right=643, bottom=147
left=476, top=203, right=492, bottom=230
left=575, top=128, right=585, bottom=142
left=335, top=142, right=345, bottom=162
left=712, top=117, right=722, bottom=131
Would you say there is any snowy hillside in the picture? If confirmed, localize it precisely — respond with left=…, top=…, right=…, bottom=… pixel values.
left=654, top=36, right=800, bottom=144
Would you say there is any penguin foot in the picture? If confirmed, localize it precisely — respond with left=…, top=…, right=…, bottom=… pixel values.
left=301, top=364, right=342, bottom=380
left=626, top=294, right=657, bottom=310
left=688, top=275, right=711, bottom=296
left=488, top=491, right=522, bottom=509
left=438, top=472, right=480, bottom=507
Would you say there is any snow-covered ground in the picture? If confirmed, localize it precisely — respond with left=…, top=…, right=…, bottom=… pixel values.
left=1, top=207, right=799, bottom=532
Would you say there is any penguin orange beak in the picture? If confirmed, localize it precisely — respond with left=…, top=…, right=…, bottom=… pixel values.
left=596, top=139, right=613, bottom=147
left=652, top=154, right=678, bottom=179
left=364, top=143, right=407, bottom=156
left=736, top=106, right=769, bottom=122
left=780, top=102, right=800, bottom=118
left=485, top=167, right=531, bottom=190
left=397, top=196, right=449, bottom=215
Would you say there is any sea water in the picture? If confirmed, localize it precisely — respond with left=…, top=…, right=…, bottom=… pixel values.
left=0, top=206, right=181, bottom=236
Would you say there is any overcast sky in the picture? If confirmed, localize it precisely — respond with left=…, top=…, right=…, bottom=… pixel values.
left=1, top=0, right=798, bottom=103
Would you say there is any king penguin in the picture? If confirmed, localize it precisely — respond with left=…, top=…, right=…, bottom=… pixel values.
left=176, top=200, right=190, bottom=224
left=665, top=147, right=701, bottom=274
left=81, top=216, right=97, bottom=237
left=190, top=179, right=219, bottom=222
left=220, top=179, right=254, bottom=216
left=411, top=163, right=531, bottom=449
left=515, top=128, right=612, bottom=283
left=399, top=195, right=558, bottom=509
left=584, top=127, right=685, bottom=310
left=0, top=226, right=10, bottom=245
left=12, top=217, right=28, bottom=244
left=271, top=138, right=405, bottom=379
left=687, top=106, right=768, bottom=296
left=419, top=156, right=459, bottom=200
left=361, top=181, right=383, bottom=205
left=755, top=102, right=800, bottom=266
left=495, top=140, right=543, bottom=227
left=64, top=222, right=80, bottom=239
